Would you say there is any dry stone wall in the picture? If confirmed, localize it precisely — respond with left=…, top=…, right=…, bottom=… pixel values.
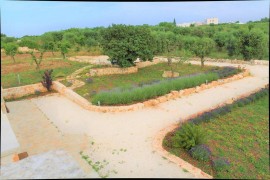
left=89, top=67, right=138, bottom=76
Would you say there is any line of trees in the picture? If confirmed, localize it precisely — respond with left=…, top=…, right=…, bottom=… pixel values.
left=1, top=17, right=269, bottom=67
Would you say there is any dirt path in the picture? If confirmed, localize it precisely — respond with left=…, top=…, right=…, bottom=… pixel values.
left=3, top=61, right=269, bottom=178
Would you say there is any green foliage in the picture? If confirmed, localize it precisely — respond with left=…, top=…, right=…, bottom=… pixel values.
left=59, top=41, right=70, bottom=59
left=91, top=72, right=218, bottom=105
left=101, top=24, right=155, bottom=67
left=237, top=29, right=266, bottom=60
left=171, top=123, right=207, bottom=150
left=192, top=38, right=215, bottom=67
left=3, top=43, right=18, bottom=63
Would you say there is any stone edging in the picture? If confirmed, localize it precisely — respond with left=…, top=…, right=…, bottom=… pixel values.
left=152, top=83, right=269, bottom=179
left=1, top=69, right=250, bottom=113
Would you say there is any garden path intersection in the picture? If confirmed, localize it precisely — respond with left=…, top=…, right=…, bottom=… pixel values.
left=1, top=61, right=269, bottom=178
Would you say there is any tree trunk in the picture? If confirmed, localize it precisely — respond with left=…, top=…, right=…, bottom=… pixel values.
left=12, top=56, right=16, bottom=63
left=201, top=58, right=204, bottom=68
left=52, top=51, right=54, bottom=56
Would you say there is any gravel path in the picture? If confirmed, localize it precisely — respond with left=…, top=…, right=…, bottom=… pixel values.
left=3, top=61, right=269, bottom=178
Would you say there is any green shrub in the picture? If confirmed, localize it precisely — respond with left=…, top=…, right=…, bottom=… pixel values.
left=92, top=72, right=219, bottom=105
left=189, top=144, right=212, bottom=162
left=171, top=123, right=207, bottom=150
left=212, top=158, right=230, bottom=172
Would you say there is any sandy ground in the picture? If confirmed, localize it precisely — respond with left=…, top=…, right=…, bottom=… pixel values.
left=2, top=61, right=269, bottom=178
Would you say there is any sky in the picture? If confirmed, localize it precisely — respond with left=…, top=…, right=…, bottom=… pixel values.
left=1, top=1, right=269, bottom=38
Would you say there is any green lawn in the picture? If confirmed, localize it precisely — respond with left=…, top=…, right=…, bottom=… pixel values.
left=1, top=59, right=89, bottom=88
left=73, top=62, right=218, bottom=100
left=164, top=94, right=269, bottom=179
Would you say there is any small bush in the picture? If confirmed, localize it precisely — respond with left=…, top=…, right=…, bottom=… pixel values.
left=212, top=158, right=230, bottom=172
left=85, top=78, right=93, bottom=84
left=189, top=144, right=212, bottom=162
left=34, top=90, right=41, bottom=96
left=171, top=123, right=206, bottom=150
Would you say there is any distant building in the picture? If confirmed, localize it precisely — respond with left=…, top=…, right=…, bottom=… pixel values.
left=206, top=18, right=219, bottom=25
left=176, top=22, right=193, bottom=27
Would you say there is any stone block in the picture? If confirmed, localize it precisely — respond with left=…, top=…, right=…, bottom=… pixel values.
left=13, top=152, right=28, bottom=162
left=157, top=96, right=167, bottom=103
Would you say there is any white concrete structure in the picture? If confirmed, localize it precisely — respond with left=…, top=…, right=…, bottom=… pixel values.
left=1, top=110, right=20, bottom=157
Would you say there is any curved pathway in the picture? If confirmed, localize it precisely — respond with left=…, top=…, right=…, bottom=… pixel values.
left=4, top=61, right=269, bottom=178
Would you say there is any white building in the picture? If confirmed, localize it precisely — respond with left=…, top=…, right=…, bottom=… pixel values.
left=206, top=18, right=219, bottom=25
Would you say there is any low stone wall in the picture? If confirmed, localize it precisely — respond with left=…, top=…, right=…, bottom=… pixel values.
left=187, top=57, right=269, bottom=65
left=89, top=66, right=138, bottom=76
left=2, top=83, right=47, bottom=100
left=51, top=81, right=91, bottom=108
left=135, top=58, right=161, bottom=68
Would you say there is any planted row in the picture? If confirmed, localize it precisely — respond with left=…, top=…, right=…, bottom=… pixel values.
left=189, top=86, right=269, bottom=125
left=91, top=72, right=219, bottom=105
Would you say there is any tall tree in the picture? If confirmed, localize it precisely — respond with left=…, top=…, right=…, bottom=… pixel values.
left=101, top=24, right=155, bottom=67
left=173, top=18, right=176, bottom=26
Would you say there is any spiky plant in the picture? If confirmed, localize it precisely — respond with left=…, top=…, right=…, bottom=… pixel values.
left=171, top=123, right=206, bottom=150
left=41, top=69, right=53, bottom=91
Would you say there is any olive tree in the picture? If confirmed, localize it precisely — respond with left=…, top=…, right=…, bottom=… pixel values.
left=192, top=38, right=215, bottom=67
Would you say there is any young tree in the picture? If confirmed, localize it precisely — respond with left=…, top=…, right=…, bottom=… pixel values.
left=59, top=41, right=70, bottom=59
left=101, top=24, right=155, bottom=67
left=3, top=43, right=18, bottom=63
left=192, top=38, right=215, bottom=67
left=30, top=50, right=44, bottom=70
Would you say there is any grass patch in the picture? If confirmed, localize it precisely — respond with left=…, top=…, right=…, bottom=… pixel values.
left=163, top=89, right=269, bottom=179
left=1, top=59, right=89, bottom=88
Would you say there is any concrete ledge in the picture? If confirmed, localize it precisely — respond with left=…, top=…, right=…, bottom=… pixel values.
left=2, top=83, right=47, bottom=100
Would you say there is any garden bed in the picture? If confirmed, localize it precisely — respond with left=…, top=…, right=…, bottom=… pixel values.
left=90, top=66, right=242, bottom=106
left=74, top=63, right=220, bottom=102
left=162, top=86, right=269, bottom=179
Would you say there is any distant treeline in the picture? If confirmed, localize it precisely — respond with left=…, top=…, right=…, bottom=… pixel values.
left=1, top=17, right=269, bottom=65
